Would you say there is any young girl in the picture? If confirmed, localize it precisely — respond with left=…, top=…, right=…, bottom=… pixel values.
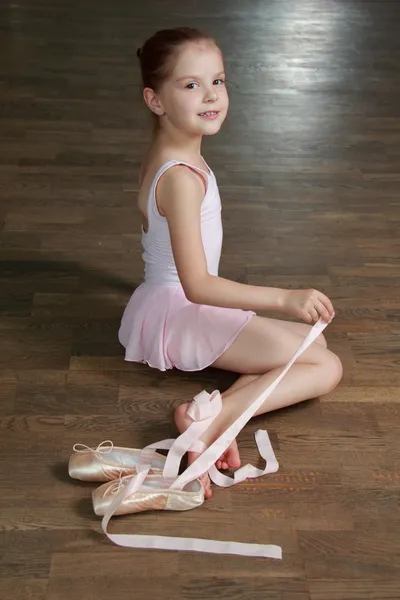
left=119, top=27, right=342, bottom=499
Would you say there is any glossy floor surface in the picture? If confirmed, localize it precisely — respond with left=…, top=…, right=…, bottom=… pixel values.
left=1, top=1, right=399, bottom=598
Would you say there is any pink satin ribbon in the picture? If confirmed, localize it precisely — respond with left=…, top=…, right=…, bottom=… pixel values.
left=101, top=318, right=330, bottom=558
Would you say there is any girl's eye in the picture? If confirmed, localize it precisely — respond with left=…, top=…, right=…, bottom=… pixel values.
left=186, top=82, right=199, bottom=89
left=213, top=78, right=225, bottom=85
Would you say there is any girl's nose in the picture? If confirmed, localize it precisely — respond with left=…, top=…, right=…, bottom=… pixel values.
left=204, top=88, right=218, bottom=103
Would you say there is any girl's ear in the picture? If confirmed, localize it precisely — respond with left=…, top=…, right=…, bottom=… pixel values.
left=143, top=88, right=165, bottom=116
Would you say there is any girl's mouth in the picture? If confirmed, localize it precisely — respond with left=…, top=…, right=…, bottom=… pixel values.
left=198, top=111, right=220, bottom=120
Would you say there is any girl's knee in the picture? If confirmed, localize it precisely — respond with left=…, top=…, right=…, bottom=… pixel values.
left=323, top=351, right=343, bottom=393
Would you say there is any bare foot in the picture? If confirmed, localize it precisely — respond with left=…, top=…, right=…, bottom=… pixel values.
left=174, top=402, right=242, bottom=499
left=174, top=403, right=212, bottom=498
left=215, top=439, right=241, bottom=471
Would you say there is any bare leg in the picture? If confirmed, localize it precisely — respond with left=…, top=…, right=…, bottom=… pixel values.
left=211, top=320, right=328, bottom=470
left=269, top=318, right=328, bottom=349
left=175, top=316, right=342, bottom=498
left=219, top=318, right=328, bottom=398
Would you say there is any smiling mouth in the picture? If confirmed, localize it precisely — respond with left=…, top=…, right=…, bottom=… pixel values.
left=198, top=110, right=219, bottom=117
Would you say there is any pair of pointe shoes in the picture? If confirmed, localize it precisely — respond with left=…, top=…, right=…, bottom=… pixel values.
left=68, top=441, right=204, bottom=516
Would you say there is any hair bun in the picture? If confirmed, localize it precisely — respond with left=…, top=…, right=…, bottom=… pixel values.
left=136, top=47, right=142, bottom=59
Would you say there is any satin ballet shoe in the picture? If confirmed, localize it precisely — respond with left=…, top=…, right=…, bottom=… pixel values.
left=92, top=473, right=204, bottom=516
left=68, top=440, right=167, bottom=482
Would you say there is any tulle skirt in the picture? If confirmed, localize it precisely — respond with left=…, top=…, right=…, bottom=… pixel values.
left=118, top=283, right=255, bottom=372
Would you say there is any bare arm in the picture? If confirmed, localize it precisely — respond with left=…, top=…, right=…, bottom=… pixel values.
left=157, top=166, right=286, bottom=312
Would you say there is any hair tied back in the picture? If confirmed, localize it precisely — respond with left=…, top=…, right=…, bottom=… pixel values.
left=137, top=28, right=217, bottom=91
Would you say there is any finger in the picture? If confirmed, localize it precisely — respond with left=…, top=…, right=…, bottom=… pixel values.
left=303, top=311, right=313, bottom=324
left=318, top=293, right=335, bottom=318
left=309, top=307, right=319, bottom=323
left=316, top=300, right=332, bottom=323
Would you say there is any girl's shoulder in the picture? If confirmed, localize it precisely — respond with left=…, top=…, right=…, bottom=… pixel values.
left=137, top=150, right=209, bottom=220
left=139, top=144, right=211, bottom=186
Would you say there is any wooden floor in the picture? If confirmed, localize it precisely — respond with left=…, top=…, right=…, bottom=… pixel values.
left=1, top=0, right=399, bottom=598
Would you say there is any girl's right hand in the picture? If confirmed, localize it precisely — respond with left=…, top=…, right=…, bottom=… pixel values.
left=281, top=289, right=335, bottom=324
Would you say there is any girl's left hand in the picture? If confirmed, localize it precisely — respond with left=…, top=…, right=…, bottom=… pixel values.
left=282, top=288, right=335, bottom=324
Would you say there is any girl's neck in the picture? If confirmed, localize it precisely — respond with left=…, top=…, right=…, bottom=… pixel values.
left=155, top=125, right=203, bottom=158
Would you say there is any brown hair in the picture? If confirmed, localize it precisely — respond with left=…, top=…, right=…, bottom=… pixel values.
left=137, top=27, right=218, bottom=91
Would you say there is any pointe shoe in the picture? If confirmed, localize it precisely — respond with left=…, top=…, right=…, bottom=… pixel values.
left=68, top=440, right=167, bottom=482
left=92, top=473, right=204, bottom=516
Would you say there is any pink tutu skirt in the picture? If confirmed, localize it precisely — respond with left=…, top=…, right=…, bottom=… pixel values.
left=118, top=283, right=255, bottom=372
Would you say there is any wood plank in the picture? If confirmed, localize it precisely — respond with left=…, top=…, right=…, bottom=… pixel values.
left=0, top=0, right=399, bottom=597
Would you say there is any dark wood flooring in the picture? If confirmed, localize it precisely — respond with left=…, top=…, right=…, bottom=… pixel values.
left=1, top=0, right=399, bottom=598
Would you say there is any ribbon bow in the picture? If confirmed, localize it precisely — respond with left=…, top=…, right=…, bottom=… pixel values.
left=100, top=317, right=331, bottom=559
left=73, top=440, right=114, bottom=461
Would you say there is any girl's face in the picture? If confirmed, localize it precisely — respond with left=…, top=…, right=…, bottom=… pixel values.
left=153, top=40, right=229, bottom=136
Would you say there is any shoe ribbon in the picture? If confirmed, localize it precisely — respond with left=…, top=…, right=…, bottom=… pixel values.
left=101, top=318, right=330, bottom=558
